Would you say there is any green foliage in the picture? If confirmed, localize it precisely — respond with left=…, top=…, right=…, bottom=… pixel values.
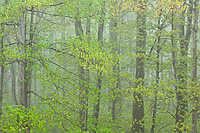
left=0, top=0, right=200, bottom=132
left=0, top=106, right=48, bottom=132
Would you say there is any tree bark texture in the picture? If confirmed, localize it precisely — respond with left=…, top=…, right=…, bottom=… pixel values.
left=92, top=2, right=105, bottom=132
left=0, top=26, right=4, bottom=121
left=18, top=8, right=26, bottom=107
left=75, top=14, right=88, bottom=131
left=132, top=1, right=146, bottom=132
left=11, top=63, right=18, bottom=105
left=6, top=36, right=18, bottom=105
left=151, top=12, right=162, bottom=132
left=175, top=0, right=192, bottom=132
left=192, top=0, right=199, bottom=133
left=109, top=17, right=118, bottom=123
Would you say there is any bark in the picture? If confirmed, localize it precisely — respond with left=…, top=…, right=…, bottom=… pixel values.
left=116, top=54, right=122, bottom=115
left=132, top=1, right=146, bottom=132
left=175, top=0, right=192, bottom=132
left=18, top=8, right=26, bottom=107
left=109, top=17, right=118, bottom=123
left=192, top=0, right=199, bottom=133
left=151, top=12, right=162, bottom=132
left=24, top=62, right=31, bottom=109
left=10, top=63, right=18, bottom=105
left=33, top=74, right=37, bottom=99
left=6, top=35, right=18, bottom=105
left=81, top=16, right=90, bottom=132
left=75, top=11, right=88, bottom=131
left=92, top=2, right=105, bottom=132
left=24, top=6, right=34, bottom=109
left=0, top=26, right=4, bottom=121
left=92, top=70, right=102, bottom=131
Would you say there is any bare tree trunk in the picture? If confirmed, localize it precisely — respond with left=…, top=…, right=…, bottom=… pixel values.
left=24, top=6, right=34, bottom=109
left=132, top=1, right=146, bottom=132
left=6, top=35, right=18, bottom=105
left=109, top=17, right=117, bottom=123
left=18, top=8, right=26, bottom=107
left=192, top=1, right=199, bottom=133
left=10, top=63, right=18, bottom=105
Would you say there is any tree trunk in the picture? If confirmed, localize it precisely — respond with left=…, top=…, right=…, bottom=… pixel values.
left=75, top=12, right=88, bottom=131
left=192, top=1, right=199, bottom=133
left=151, top=12, right=162, bottom=132
left=18, top=8, right=26, bottom=107
left=175, top=1, right=192, bottom=132
left=24, top=6, right=34, bottom=109
left=6, top=35, right=18, bottom=105
left=132, top=1, right=146, bottom=132
left=0, top=26, right=4, bottom=121
left=11, top=63, right=18, bottom=105
left=109, top=17, right=118, bottom=123
left=92, top=2, right=105, bottom=132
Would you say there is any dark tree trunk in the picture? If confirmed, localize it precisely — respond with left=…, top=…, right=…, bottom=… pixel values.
left=75, top=11, right=88, bottom=131
left=92, top=2, right=105, bottom=132
left=151, top=19, right=161, bottom=133
left=110, top=17, right=118, bottom=123
left=192, top=0, right=199, bottom=133
left=132, top=1, right=146, bottom=132
left=150, top=9, right=162, bottom=133
left=24, top=6, right=34, bottom=109
left=175, top=1, right=192, bottom=132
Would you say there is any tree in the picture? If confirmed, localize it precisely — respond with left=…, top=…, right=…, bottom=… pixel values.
left=92, top=1, right=105, bottom=131
left=132, top=0, right=146, bottom=132
left=17, top=5, right=26, bottom=107
left=192, top=0, right=199, bottom=133
left=1, top=0, right=200, bottom=132
left=109, top=3, right=118, bottom=123
left=174, top=0, right=192, bottom=132
left=0, top=25, right=4, bottom=121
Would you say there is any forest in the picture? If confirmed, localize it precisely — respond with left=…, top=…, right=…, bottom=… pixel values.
left=0, top=0, right=200, bottom=132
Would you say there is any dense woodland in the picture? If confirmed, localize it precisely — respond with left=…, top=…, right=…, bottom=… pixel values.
left=0, top=0, right=200, bottom=132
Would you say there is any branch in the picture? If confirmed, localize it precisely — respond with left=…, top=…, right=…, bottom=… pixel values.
left=1, top=22, right=17, bottom=26
left=31, top=10, right=72, bottom=18
left=49, top=60, right=79, bottom=77
left=29, top=90, right=78, bottom=113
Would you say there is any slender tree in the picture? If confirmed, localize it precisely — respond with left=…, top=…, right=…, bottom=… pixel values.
left=192, top=0, right=199, bottom=132
left=92, top=1, right=105, bottom=131
left=74, top=8, right=88, bottom=131
left=150, top=8, right=162, bottom=133
left=110, top=17, right=118, bottom=123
